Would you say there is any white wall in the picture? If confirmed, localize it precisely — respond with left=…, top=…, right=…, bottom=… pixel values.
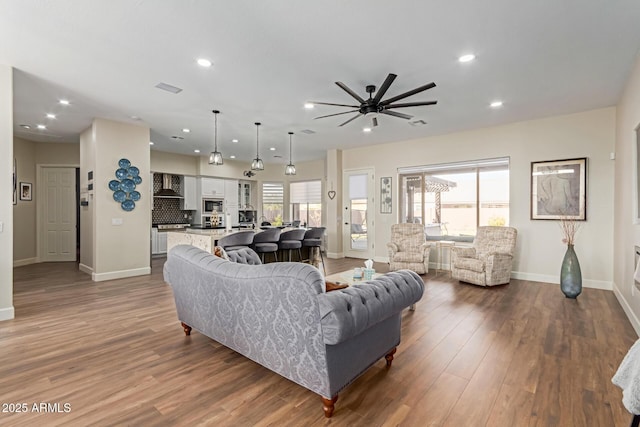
left=341, top=107, right=616, bottom=289
left=0, top=65, right=14, bottom=320
left=614, top=54, right=640, bottom=334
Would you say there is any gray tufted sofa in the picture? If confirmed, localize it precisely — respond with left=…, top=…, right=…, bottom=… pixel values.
left=163, top=244, right=424, bottom=418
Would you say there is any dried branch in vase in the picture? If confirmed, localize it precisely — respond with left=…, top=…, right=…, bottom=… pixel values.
left=559, top=215, right=581, bottom=245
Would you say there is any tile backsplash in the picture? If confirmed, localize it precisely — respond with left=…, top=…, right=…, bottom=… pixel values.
left=151, top=174, right=194, bottom=224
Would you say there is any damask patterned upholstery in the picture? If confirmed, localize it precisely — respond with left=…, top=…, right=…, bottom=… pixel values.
left=451, top=226, right=517, bottom=287
left=163, top=244, right=424, bottom=414
left=386, top=223, right=430, bottom=274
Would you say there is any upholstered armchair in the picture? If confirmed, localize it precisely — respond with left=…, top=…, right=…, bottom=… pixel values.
left=387, top=223, right=430, bottom=274
left=451, top=226, right=517, bottom=287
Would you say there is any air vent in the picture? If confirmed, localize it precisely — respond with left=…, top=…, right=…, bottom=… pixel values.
left=273, top=155, right=283, bottom=158
left=300, top=129, right=316, bottom=134
left=409, top=120, right=427, bottom=126
left=155, top=82, right=183, bottom=94
left=171, top=136, right=184, bottom=140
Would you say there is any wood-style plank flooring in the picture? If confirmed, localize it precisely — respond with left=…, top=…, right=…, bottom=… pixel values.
left=0, top=257, right=637, bottom=426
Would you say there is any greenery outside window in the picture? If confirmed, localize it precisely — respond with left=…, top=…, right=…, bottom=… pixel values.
left=262, top=182, right=284, bottom=225
left=290, top=180, right=322, bottom=227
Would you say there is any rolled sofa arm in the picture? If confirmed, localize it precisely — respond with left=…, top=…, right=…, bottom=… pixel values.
left=318, top=270, right=424, bottom=345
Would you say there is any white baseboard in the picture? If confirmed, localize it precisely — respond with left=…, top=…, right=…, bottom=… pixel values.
left=13, top=258, right=37, bottom=267
left=92, top=267, right=151, bottom=282
left=79, top=263, right=93, bottom=275
left=510, top=271, right=612, bottom=290
left=327, top=252, right=344, bottom=259
left=613, top=282, right=640, bottom=337
left=0, top=306, right=15, bottom=321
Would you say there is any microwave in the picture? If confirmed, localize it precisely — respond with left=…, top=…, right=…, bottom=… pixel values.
left=203, top=198, right=224, bottom=214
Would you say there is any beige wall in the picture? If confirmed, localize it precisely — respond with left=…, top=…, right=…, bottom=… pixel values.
left=79, top=127, right=95, bottom=272
left=90, top=118, right=151, bottom=280
left=13, top=137, right=36, bottom=264
left=151, top=150, right=197, bottom=176
left=614, top=54, right=640, bottom=334
left=35, top=141, right=79, bottom=165
left=341, top=107, right=616, bottom=288
left=0, top=65, right=14, bottom=320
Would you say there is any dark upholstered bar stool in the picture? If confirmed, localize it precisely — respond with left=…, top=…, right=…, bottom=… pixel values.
left=303, top=227, right=326, bottom=274
left=251, top=228, right=281, bottom=263
left=217, top=231, right=255, bottom=252
left=278, top=229, right=307, bottom=262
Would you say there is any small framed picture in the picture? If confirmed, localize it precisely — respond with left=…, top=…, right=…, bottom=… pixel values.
left=20, top=182, right=32, bottom=201
left=380, top=177, right=392, bottom=214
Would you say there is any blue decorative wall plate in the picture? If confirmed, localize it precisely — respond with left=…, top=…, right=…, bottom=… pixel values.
left=121, top=200, right=135, bottom=211
left=113, top=190, right=126, bottom=202
left=108, top=180, right=120, bottom=191
left=118, top=158, right=131, bottom=169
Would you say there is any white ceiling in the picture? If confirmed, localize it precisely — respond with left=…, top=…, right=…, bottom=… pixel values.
left=2, top=0, right=640, bottom=164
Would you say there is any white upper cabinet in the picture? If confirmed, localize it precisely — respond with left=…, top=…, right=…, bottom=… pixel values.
left=199, top=177, right=225, bottom=197
left=181, top=176, right=198, bottom=210
left=224, top=179, right=239, bottom=207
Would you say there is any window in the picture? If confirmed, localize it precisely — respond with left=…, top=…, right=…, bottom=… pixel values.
left=290, top=180, right=322, bottom=227
left=262, top=182, right=283, bottom=225
left=399, top=157, right=509, bottom=237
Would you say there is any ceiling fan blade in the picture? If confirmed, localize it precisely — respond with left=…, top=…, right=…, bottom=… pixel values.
left=314, top=110, right=360, bottom=120
left=381, top=110, right=413, bottom=120
left=372, top=73, right=397, bottom=104
left=386, top=100, right=438, bottom=109
left=309, top=101, right=360, bottom=108
left=336, top=81, right=366, bottom=104
left=372, top=117, right=378, bottom=127
left=380, top=82, right=436, bottom=106
left=339, top=113, right=363, bottom=127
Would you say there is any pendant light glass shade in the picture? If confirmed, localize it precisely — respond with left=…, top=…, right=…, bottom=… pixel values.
left=251, top=122, right=264, bottom=171
left=285, top=131, right=296, bottom=175
left=208, top=110, right=223, bottom=165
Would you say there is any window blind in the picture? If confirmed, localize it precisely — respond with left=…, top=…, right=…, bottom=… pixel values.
left=262, top=182, right=283, bottom=204
left=290, top=180, right=321, bottom=204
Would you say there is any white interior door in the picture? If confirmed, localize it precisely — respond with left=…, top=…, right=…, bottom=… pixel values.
left=40, top=167, right=77, bottom=262
left=343, top=169, right=374, bottom=259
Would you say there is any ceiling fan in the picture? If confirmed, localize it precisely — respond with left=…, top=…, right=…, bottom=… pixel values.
left=312, top=73, right=437, bottom=127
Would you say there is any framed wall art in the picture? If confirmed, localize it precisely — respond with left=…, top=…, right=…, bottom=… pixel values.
left=380, top=176, right=392, bottom=214
left=20, top=182, right=32, bottom=201
left=531, top=157, right=587, bottom=220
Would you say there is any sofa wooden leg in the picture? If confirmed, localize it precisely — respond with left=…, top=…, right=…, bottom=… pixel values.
left=385, top=348, right=397, bottom=367
left=181, top=322, right=192, bottom=336
left=321, top=395, right=338, bottom=418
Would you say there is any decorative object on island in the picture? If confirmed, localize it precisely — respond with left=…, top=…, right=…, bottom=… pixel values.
left=108, top=158, right=142, bottom=211
left=251, top=122, right=264, bottom=171
left=531, top=157, right=587, bottom=220
left=19, top=182, right=32, bottom=201
left=208, top=109, right=223, bottom=165
left=559, top=215, right=582, bottom=298
left=284, top=131, right=296, bottom=175
left=380, top=177, right=392, bottom=213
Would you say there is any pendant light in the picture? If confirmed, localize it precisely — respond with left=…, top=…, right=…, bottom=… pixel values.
left=251, top=122, right=264, bottom=171
left=208, top=110, right=223, bottom=165
left=284, top=131, right=296, bottom=175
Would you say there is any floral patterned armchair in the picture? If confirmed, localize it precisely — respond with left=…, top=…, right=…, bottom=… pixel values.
left=451, top=226, right=517, bottom=286
left=387, top=223, right=430, bottom=274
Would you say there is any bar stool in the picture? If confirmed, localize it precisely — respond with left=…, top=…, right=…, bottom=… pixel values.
left=251, top=228, right=281, bottom=263
left=217, top=231, right=255, bottom=252
left=278, top=229, right=306, bottom=262
left=303, top=227, right=326, bottom=274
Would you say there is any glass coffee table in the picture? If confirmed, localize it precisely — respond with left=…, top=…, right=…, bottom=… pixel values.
left=324, top=269, right=383, bottom=286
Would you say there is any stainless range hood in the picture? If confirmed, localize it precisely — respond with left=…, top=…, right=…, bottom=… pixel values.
left=154, top=174, right=183, bottom=198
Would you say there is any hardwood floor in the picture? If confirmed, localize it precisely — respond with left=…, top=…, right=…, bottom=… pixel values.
left=1, top=257, right=637, bottom=426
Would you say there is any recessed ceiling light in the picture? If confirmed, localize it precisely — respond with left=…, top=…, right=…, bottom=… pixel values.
left=363, top=127, right=372, bottom=133
left=19, top=124, right=31, bottom=129
left=304, top=103, right=314, bottom=109
left=270, top=147, right=276, bottom=151
left=197, top=58, right=212, bottom=67
left=459, top=54, right=476, bottom=63
left=182, top=128, right=190, bottom=133
left=490, top=101, right=504, bottom=108
left=149, top=141, right=154, bottom=145
left=59, top=99, right=70, bottom=105
left=37, top=124, right=46, bottom=130
left=194, top=149, right=200, bottom=153
left=46, top=113, right=56, bottom=119
left=232, top=139, right=238, bottom=143
left=230, top=155, right=236, bottom=159
left=130, top=115, right=141, bottom=120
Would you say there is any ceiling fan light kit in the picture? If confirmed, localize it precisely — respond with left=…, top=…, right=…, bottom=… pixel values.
left=285, top=131, right=296, bottom=175
left=208, top=109, right=223, bottom=165
left=312, top=73, right=437, bottom=128
left=251, top=122, right=264, bottom=171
